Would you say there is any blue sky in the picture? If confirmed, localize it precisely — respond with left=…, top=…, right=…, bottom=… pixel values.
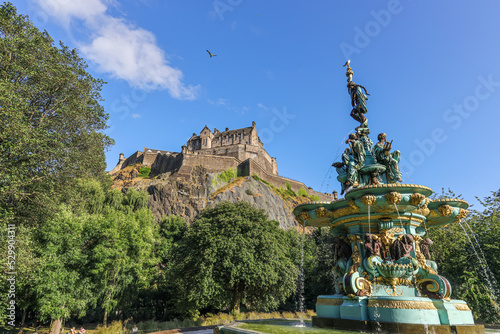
left=13, top=0, right=500, bottom=209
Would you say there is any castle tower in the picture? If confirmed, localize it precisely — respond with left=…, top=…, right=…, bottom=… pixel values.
left=249, top=121, right=258, bottom=146
left=199, top=125, right=213, bottom=149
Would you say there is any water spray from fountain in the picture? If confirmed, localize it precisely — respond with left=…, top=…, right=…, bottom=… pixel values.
left=459, top=222, right=500, bottom=313
left=393, top=203, right=404, bottom=231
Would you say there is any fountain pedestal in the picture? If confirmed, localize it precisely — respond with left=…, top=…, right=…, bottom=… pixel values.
left=294, top=183, right=484, bottom=333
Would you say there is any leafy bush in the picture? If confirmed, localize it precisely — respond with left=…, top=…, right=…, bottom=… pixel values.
left=305, top=309, right=317, bottom=317
left=213, top=169, right=237, bottom=187
left=309, top=195, right=320, bottom=201
left=219, top=168, right=237, bottom=183
left=94, top=321, right=123, bottom=334
left=281, top=311, right=297, bottom=319
left=298, top=188, right=308, bottom=197
left=138, top=166, right=151, bottom=177
left=276, top=187, right=297, bottom=199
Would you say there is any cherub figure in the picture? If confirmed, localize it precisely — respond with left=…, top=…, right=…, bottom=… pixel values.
left=333, top=236, right=352, bottom=260
left=420, top=237, right=433, bottom=259
left=390, top=234, right=414, bottom=261
left=364, top=233, right=386, bottom=259
left=373, top=133, right=402, bottom=183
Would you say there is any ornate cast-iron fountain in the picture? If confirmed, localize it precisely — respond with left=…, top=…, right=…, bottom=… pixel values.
left=292, top=61, right=484, bottom=333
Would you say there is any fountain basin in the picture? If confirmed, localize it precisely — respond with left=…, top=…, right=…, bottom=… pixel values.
left=375, top=262, right=413, bottom=278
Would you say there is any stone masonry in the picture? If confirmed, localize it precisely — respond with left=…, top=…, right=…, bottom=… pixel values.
left=110, top=122, right=334, bottom=202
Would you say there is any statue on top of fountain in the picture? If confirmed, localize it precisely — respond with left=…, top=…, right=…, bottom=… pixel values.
left=334, top=61, right=403, bottom=194
left=374, top=133, right=402, bottom=183
left=344, top=60, right=370, bottom=129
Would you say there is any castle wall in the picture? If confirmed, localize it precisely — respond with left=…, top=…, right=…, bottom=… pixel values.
left=177, top=154, right=241, bottom=177
left=188, top=144, right=276, bottom=175
left=245, top=159, right=334, bottom=202
left=150, top=153, right=183, bottom=176
left=143, top=152, right=158, bottom=167
left=109, top=123, right=332, bottom=201
left=121, top=151, right=144, bottom=169
left=211, top=129, right=252, bottom=148
left=111, top=149, right=333, bottom=202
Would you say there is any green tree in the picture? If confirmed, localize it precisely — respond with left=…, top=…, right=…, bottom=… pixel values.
left=0, top=221, right=39, bottom=332
left=305, top=228, right=337, bottom=308
left=127, top=215, right=187, bottom=321
left=280, top=227, right=338, bottom=312
left=33, top=207, right=98, bottom=334
left=32, top=180, right=158, bottom=332
left=174, top=201, right=298, bottom=314
left=0, top=2, right=113, bottom=225
left=430, top=189, right=500, bottom=323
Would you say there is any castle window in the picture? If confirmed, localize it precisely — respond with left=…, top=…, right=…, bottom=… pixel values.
left=242, top=133, right=244, bottom=139
left=203, top=139, right=207, bottom=145
left=220, top=136, right=222, bottom=143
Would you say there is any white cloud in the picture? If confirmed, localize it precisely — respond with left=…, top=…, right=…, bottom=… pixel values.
left=31, top=0, right=199, bottom=100
left=131, top=113, right=141, bottom=119
left=257, top=103, right=269, bottom=110
left=32, top=0, right=108, bottom=27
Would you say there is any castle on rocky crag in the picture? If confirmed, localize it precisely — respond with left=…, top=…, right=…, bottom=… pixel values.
left=110, top=122, right=333, bottom=201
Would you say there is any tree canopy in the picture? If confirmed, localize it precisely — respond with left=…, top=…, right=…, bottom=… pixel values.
left=32, top=179, right=158, bottom=332
left=173, top=201, right=298, bottom=314
left=0, top=2, right=113, bottom=225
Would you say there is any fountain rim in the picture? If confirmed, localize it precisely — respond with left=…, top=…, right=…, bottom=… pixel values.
left=293, top=183, right=433, bottom=212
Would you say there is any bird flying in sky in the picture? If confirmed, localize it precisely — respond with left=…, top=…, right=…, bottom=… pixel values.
left=206, top=50, right=217, bottom=58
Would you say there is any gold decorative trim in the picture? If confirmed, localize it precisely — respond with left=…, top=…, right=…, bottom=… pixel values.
left=344, top=222, right=420, bottom=229
left=454, top=303, right=471, bottom=311
left=437, top=204, right=454, bottom=217
left=355, top=277, right=372, bottom=296
left=348, top=234, right=362, bottom=274
left=293, top=201, right=332, bottom=212
left=385, top=192, right=402, bottom=204
left=431, top=198, right=469, bottom=205
left=414, top=236, right=437, bottom=274
left=428, top=210, right=440, bottom=218
left=410, top=193, right=426, bottom=206
left=388, top=227, right=405, bottom=233
left=417, top=279, right=440, bottom=292
left=331, top=214, right=424, bottom=228
left=315, top=207, right=333, bottom=218
left=373, top=277, right=413, bottom=287
left=345, top=183, right=432, bottom=194
left=367, top=299, right=437, bottom=310
left=333, top=200, right=360, bottom=218
left=361, top=194, right=377, bottom=206
left=317, top=298, right=343, bottom=306
left=413, top=198, right=431, bottom=216
left=299, top=211, right=310, bottom=221
left=455, top=208, right=469, bottom=222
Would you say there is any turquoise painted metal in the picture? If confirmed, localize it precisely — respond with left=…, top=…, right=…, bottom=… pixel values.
left=292, top=61, right=483, bottom=333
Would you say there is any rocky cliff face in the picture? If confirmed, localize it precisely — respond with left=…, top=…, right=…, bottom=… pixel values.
left=111, top=165, right=314, bottom=229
